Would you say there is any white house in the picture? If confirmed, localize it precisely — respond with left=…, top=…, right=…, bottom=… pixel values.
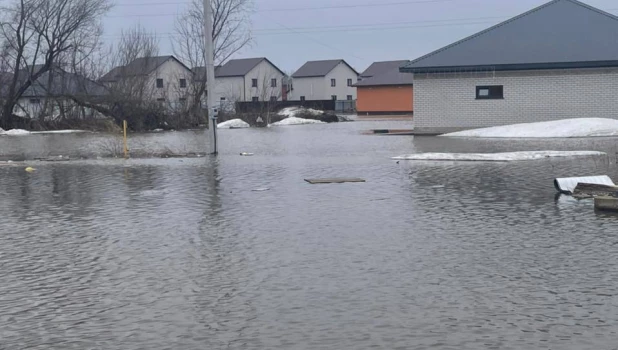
left=194, top=57, right=286, bottom=109
left=100, top=55, right=193, bottom=111
left=291, top=60, right=359, bottom=101
left=401, top=0, right=618, bottom=134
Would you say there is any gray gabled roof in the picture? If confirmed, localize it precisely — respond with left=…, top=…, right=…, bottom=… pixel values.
left=292, top=59, right=359, bottom=78
left=20, top=67, right=107, bottom=98
left=215, top=57, right=285, bottom=77
left=354, top=69, right=414, bottom=87
left=361, top=60, right=409, bottom=78
left=402, top=0, right=618, bottom=73
left=100, top=56, right=190, bottom=82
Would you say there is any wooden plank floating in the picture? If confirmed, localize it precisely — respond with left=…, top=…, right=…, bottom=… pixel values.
left=573, top=183, right=618, bottom=199
left=365, top=129, right=415, bottom=136
left=305, top=178, right=366, bottom=184
left=595, top=196, right=618, bottom=212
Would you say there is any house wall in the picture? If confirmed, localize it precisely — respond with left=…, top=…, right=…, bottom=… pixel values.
left=414, top=68, right=618, bottom=134
left=324, top=62, right=358, bottom=101
left=243, top=60, right=285, bottom=102
left=149, top=59, right=193, bottom=110
left=357, top=85, right=413, bottom=114
left=213, top=76, right=244, bottom=108
left=292, top=62, right=358, bottom=101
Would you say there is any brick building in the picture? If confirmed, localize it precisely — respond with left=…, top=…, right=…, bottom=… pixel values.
left=401, top=0, right=618, bottom=135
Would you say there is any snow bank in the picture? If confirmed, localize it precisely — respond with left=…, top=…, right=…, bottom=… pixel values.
left=392, top=151, right=605, bottom=162
left=271, top=117, right=326, bottom=126
left=31, top=130, right=89, bottom=134
left=217, top=119, right=250, bottom=129
left=278, top=107, right=324, bottom=118
left=3, top=129, right=31, bottom=136
left=442, top=118, right=618, bottom=138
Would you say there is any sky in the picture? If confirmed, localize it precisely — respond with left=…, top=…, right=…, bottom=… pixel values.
left=104, top=0, right=618, bottom=73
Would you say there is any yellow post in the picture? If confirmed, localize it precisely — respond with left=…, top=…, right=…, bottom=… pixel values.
left=123, top=120, right=129, bottom=159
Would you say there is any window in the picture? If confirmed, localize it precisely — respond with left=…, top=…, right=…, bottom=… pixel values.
left=271, top=79, right=277, bottom=88
left=300, top=96, right=306, bottom=101
left=157, top=98, right=165, bottom=102
left=252, top=79, right=258, bottom=88
left=252, top=97, right=259, bottom=102
left=220, top=97, right=227, bottom=101
left=179, top=79, right=187, bottom=88
left=331, top=95, right=337, bottom=101
left=156, top=79, right=164, bottom=88
left=347, top=79, right=353, bottom=87
left=476, top=85, right=503, bottom=99
left=331, top=79, right=336, bottom=87
left=29, top=98, right=40, bottom=104
left=347, top=95, right=353, bottom=101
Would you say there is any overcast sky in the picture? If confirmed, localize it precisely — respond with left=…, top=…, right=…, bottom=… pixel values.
left=104, top=0, right=618, bottom=73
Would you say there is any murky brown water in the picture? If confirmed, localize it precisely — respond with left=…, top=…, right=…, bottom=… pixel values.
left=2, top=121, right=618, bottom=349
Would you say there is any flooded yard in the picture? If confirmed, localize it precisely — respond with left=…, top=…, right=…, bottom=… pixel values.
left=2, top=121, right=618, bottom=349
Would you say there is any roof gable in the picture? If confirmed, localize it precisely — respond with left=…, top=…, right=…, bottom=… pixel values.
left=100, top=55, right=190, bottom=82
left=402, top=0, right=618, bottom=73
left=361, top=60, right=409, bottom=78
left=293, top=59, right=359, bottom=78
left=215, top=57, right=285, bottom=77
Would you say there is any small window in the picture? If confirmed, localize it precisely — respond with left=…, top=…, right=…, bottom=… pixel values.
left=270, top=96, right=277, bottom=102
left=179, top=79, right=187, bottom=88
left=347, top=79, right=353, bottom=87
left=331, top=95, right=337, bottom=101
left=252, top=96, right=259, bottom=102
left=347, top=95, right=353, bottom=101
left=300, top=96, right=306, bottom=101
left=157, top=98, right=165, bottom=102
left=156, top=79, right=164, bottom=88
left=29, top=98, right=40, bottom=104
left=252, top=79, right=258, bottom=88
left=476, top=85, right=503, bottom=100
left=331, top=79, right=336, bottom=87
left=220, top=97, right=226, bottom=101
left=271, top=79, right=277, bottom=88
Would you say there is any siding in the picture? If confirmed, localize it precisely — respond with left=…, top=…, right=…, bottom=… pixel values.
left=414, top=68, right=618, bottom=134
left=357, top=85, right=413, bottom=114
left=292, top=62, right=358, bottom=101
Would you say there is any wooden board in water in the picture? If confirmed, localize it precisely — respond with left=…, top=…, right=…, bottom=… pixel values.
left=305, top=178, right=366, bottom=184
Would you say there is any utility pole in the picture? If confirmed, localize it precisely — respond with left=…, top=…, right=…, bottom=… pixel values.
left=203, top=0, right=218, bottom=154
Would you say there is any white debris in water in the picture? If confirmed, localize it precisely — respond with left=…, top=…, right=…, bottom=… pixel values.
left=3, top=129, right=31, bottom=136
left=392, top=151, right=606, bottom=162
left=217, top=119, right=250, bottom=129
left=278, top=107, right=324, bottom=118
left=442, top=118, right=618, bottom=138
left=30, top=130, right=89, bottom=134
left=271, top=117, right=326, bottom=126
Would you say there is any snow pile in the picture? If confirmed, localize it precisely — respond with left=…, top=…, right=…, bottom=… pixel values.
left=278, top=107, right=324, bottom=118
left=217, top=119, right=250, bottom=129
left=392, top=151, right=605, bottom=162
left=271, top=117, right=326, bottom=126
left=3, top=129, right=31, bottom=136
left=31, top=130, right=89, bottom=134
left=442, top=118, right=618, bottom=138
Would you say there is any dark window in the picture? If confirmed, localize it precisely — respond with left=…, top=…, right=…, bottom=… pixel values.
left=179, top=79, right=187, bottom=88
left=29, top=98, right=40, bottom=104
left=347, top=95, right=353, bottom=101
left=331, top=79, right=336, bottom=87
left=300, top=96, right=306, bottom=101
left=252, top=79, right=258, bottom=88
left=220, top=97, right=226, bottom=101
left=252, top=96, right=259, bottom=102
left=476, top=85, right=503, bottom=100
left=156, top=79, right=164, bottom=88
left=347, top=79, right=353, bottom=87
left=331, top=95, right=337, bottom=101
left=271, top=79, right=277, bottom=88
left=157, top=98, right=165, bottom=102
left=270, top=96, right=277, bottom=102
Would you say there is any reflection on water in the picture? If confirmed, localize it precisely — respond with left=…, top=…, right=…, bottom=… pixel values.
left=2, top=121, right=618, bottom=349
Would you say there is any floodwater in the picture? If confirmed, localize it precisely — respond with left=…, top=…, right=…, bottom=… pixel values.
left=2, top=121, right=618, bottom=349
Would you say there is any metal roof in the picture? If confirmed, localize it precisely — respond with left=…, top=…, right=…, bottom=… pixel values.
left=354, top=69, right=414, bottom=87
left=402, top=0, right=618, bottom=73
left=292, top=59, right=359, bottom=78
left=20, top=68, right=107, bottom=98
left=360, top=60, right=409, bottom=78
left=193, top=57, right=285, bottom=81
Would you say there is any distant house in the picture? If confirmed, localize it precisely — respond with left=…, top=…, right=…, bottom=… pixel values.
left=355, top=60, right=413, bottom=115
left=14, top=66, right=106, bottom=120
left=194, top=57, right=286, bottom=107
left=401, top=0, right=618, bottom=134
left=100, top=55, right=193, bottom=110
left=291, top=60, right=359, bottom=101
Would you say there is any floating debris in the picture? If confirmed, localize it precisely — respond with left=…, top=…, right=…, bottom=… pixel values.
left=305, top=178, right=366, bottom=184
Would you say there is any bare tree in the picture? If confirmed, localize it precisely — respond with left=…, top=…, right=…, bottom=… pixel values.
left=174, top=0, right=252, bottom=117
left=0, top=0, right=111, bottom=129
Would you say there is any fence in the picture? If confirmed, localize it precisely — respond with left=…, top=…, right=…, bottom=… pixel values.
left=235, top=100, right=337, bottom=114
left=335, top=100, right=356, bottom=113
